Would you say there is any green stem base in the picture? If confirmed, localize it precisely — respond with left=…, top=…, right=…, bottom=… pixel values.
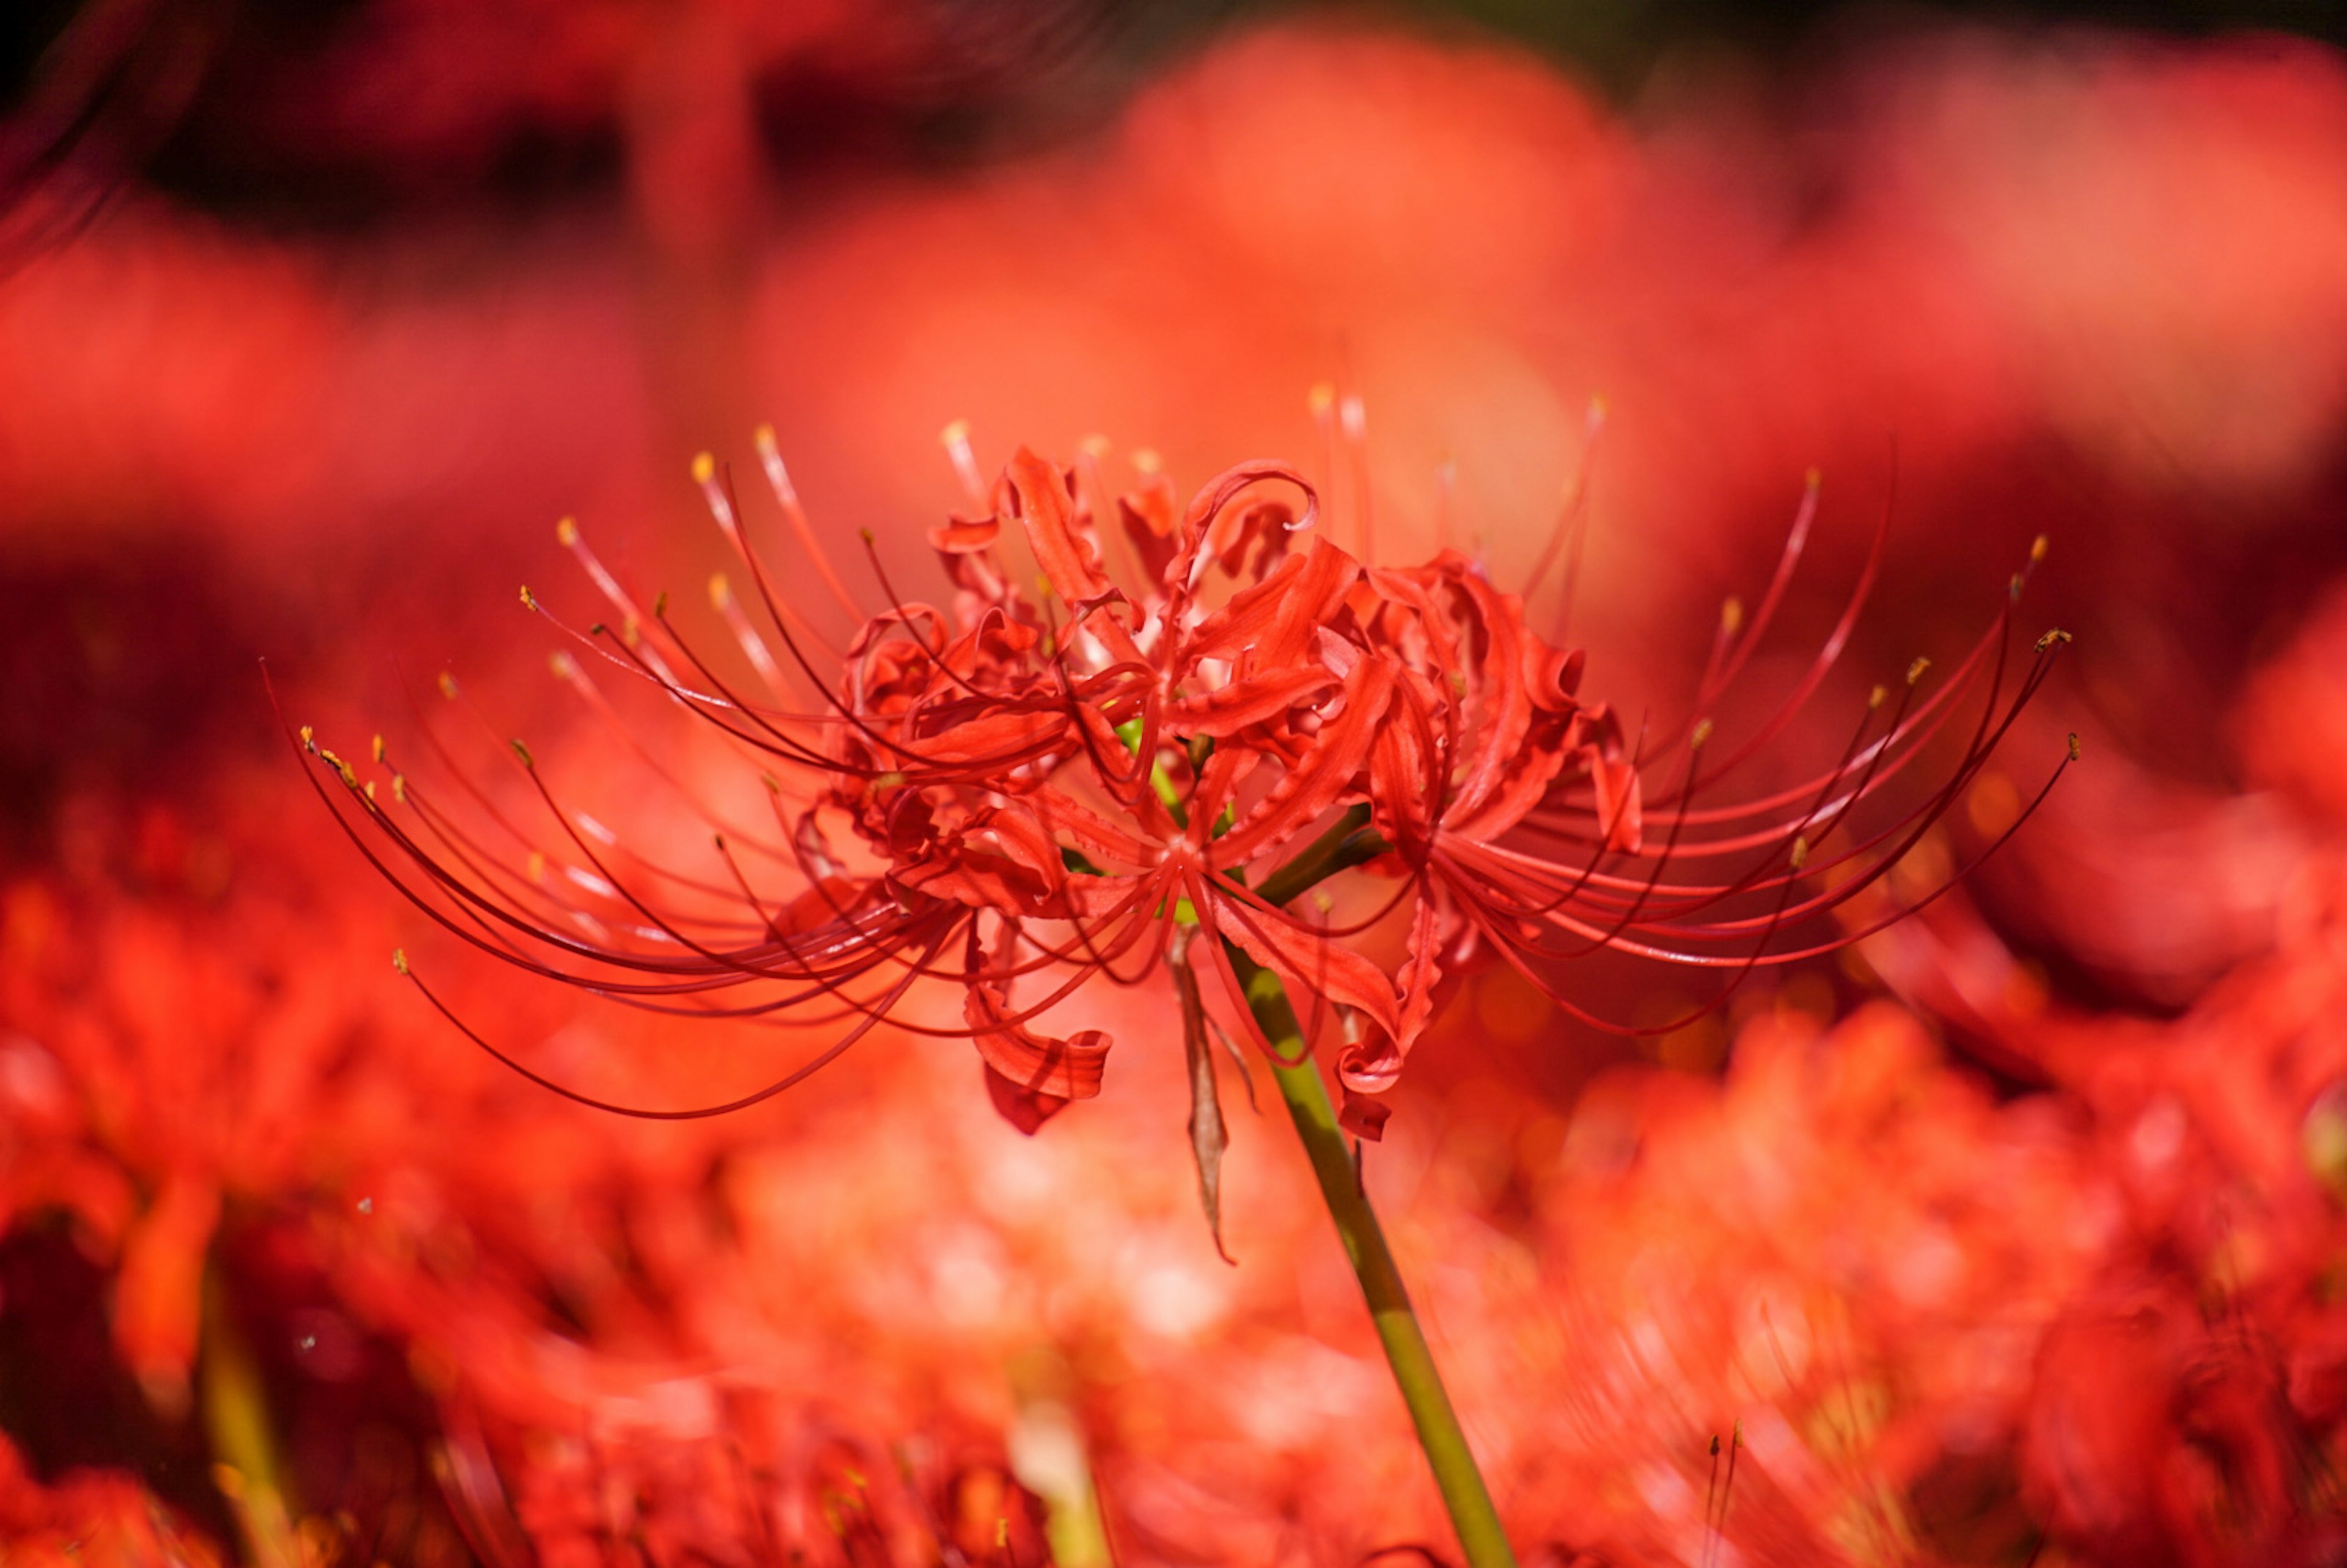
left=1244, top=965, right=1517, bottom=1568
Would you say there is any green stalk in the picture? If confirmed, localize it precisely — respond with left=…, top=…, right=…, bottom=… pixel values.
left=1235, top=955, right=1517, bottom=1568
left=200, top=1270, right=299, bottom=1568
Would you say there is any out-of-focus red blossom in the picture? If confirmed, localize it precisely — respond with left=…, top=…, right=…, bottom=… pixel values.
left=1394, top=1002, right=2110, bottom=1565
left=0, top=780, right=1079, bottom=1563
left=2238, top=581, right=2347, bottom=836
left=1849, top=589, right=2347, bottom=1564
left=0, top=795, right=404, bottom=1415
left=7, top=23, right=2341, bottom=691
left=0, top=1431, right=222, bottom=1568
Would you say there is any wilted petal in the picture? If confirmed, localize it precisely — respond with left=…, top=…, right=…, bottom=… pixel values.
left=1171, top=932, right=1235, bottom=1263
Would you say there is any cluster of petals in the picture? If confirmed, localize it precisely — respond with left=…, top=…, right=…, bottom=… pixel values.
left=309, top=427, right=2066, bottom=1135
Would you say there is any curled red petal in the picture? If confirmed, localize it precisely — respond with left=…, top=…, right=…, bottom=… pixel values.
left=1117, top=474, right=1180, bottom=585
left=1444, top=570, right=1537, bottom=824
left=1030, top=785, right=1163, bottom=869
left=1339, top=1088, right=1393, bottom=1142
left=1184, top=538, right=1357, bottom=672
left=1339, top=892, right=1445, bottom=1096
left=1211, top=884, right=1402, bottom=1046
left=1394, top=891, right=1444, bottom=1056
left=898, top=802, right=1071, bottom=915
left=1367, top=675, right=1444, bottom=856
left=1169, top=665, right=1340, bottom=739
left=966, top=975, right=1111, bottom=1134
left=1168, top=460, right=1319, bottom=602
left=1211, top=656, right=1395, bottom=868
left=1337, top=1027, right=1402, bottom=1096
left=1589, top=750, right=1645, bottom=855
left=1004, top=446, right=1113, bottom=609
left=928, top=514, right=1002, bottom=554
left=983, top=1063, right=1070, bottom=1134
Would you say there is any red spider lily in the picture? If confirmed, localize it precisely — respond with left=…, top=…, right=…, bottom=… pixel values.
left=299, top=412, right=2072, bottom=1143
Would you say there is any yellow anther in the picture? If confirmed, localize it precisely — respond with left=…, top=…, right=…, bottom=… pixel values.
left=2068, top=733, right=2083, bottom=762
left=1131, top=448, right=1162, bottom=476
left=1804, top=466, right=1822, bottom=491
left=753, top=422, right=777, bottom=450
left=370, top=733, right=385, bottom=763
left=520, top=584, right=537, bottom=610
left=1868, top=684, right=1888, bottom=710
left=1691, top=717, right=1714, bottom=750
left=652, top=591, right=668, bottom=620
left=391, top=774, right=406, bottom=802
left=1307, top=382, right=1336, bottom=416
left=298, top=724, right=315, bottom=750
left=548, top=651, right=576, bottom=680
left=1906, top=657, right=1931, bottom=686
left=708, top=571, right=732, bottom=609
left=526, top=851, right=546, bottom=882
left=1719, top=596, right=1744, bottom=637
left=556, top=516, right=579, bottom=546
left=939, top=418, right=971, bottom=449
left=1078, top=433, right=1111, bottom=458
left=1790, top=835, right=1810, bottom=871
left=438, top=672, right=460, bottom=700
left=391, top=948, right=409, bottom=975
left=2034, top=627, right=2074, bottom=653
left=2030, top=533, right=2049, bottom=564
left=363, top=780, right=376, bottom=804
left=509, top=738, right=534, bottom=769
left=690, top=451, right=716, bottom=486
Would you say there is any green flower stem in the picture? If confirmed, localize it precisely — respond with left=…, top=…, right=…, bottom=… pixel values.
left=200, top=1270, right=299, bottom=1568
left=1235, top=956, right=1518, bottom=1568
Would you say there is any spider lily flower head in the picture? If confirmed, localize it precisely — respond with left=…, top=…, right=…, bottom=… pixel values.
left=299, top=401, right=2073, bottom=1143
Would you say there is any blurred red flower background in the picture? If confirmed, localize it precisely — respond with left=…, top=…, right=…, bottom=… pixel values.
left=5, top=1, right=2347, bottom=1563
